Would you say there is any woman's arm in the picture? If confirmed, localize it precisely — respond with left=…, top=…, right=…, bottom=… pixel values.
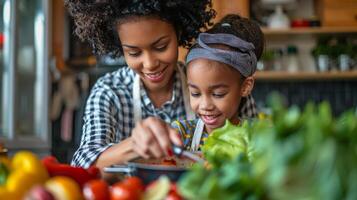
left=71, top=72, right=132, bottom=169
left=94, top=137, right=138, bottom=181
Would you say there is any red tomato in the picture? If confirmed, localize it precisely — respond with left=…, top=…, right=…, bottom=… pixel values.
left=121, top=176, right=144, bottom=192
left=165, top=192, right=182, bottom=200
left=110, top=182, right=139, bottom=200
left=169, top=183, right=178, bottom=193
left=83, top=179, right=110, bottom=200
left=165, top=183, right=182, bottom=200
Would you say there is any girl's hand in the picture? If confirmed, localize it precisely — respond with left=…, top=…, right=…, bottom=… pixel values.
left=131, top=117, right=182, bottom=159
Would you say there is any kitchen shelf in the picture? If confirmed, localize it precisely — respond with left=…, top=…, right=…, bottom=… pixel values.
left=262, top=26, right=357, bottom=35
left=67, top=56, right=97, bottom=66
left=255, top=71, right=357, bottom=81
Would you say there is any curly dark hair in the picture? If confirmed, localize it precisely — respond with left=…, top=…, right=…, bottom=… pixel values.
left=206, top=14, right=265, bottom=60
left=65, top=0, right=216, bottom=57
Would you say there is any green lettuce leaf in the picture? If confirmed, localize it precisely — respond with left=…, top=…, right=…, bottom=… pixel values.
left=202, top=120, right=251, bottom=166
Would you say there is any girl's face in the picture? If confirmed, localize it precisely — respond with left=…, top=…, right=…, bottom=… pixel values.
left=187, top=59, right=252, bottom=133
left=116, top=17, right=178, bottom=92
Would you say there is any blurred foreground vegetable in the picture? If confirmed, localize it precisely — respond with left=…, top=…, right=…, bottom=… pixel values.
left=42, top=156, right=100, bottom=187
left=83, top=179, right=110, bottom=200
left=45, top=176, right=84, bottom=200
left=179, top=93, right=357, bottom=200
left=0, top=151, right=49, bottom=199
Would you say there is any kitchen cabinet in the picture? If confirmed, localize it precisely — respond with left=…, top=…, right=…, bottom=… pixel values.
left=315, top=0, right=357, bottom=27
left=0, top=0, right=51, bottom=155
left=234, top=0, right=357, bottom=114
left=250, top=0, right=357, bottom=79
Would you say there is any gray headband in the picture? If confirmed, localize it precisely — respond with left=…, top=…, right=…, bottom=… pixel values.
left=186, top=33, right=257, bottom=77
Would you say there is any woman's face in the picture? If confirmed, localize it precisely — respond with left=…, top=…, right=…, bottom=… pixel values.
left=187, top=59, right=245, bottom=133
left=116, top=17, right=178, bottom=92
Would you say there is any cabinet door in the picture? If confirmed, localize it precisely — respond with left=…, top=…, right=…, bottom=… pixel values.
left=316, top=0, right=357, bottom=26
left=0, top=0, right=50, bottom=152
left=212, top=0, right=250, bottom=21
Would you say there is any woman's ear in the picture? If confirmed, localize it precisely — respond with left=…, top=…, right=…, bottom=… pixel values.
left=240, top=76, right=254, bottom=97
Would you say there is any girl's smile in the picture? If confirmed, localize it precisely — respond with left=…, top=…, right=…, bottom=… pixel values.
left=200, top=114, right=222, bottom=126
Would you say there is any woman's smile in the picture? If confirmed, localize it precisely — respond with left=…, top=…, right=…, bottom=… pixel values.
left=143, top=67, right=167, bottom=83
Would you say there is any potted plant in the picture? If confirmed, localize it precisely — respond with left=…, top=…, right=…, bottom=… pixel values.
left=311, top=44, right=332, bottom=72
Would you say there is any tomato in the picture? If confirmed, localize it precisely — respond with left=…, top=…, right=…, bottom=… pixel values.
left=165, top=192, right=182, bottom=200
left=169, top=183, right=178, bottom=194
left=121, top=176, right=144, bottom=192
left=165, top=183, right=182, bottom=200
left=110, top=182, right=138, bottom=200
left=83, top=179, right=110, bottom=200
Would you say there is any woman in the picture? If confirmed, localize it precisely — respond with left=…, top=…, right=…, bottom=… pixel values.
left=65, top=0, right=257, bottom=171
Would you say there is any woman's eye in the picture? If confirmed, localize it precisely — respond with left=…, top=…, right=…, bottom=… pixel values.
left=128, top=51, right=141, bottom=57
left=213, top=93, right=226, bottom=98
left=155, top=45, right=167, bottom=51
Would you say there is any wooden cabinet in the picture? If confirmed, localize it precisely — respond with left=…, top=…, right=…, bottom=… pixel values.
left=212, top=0, right=250, bottom=20
left=315, top=0, right=357, bottom=27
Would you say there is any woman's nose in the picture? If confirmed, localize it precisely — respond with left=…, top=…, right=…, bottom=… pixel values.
left=142, top=52, right=159, bottom=70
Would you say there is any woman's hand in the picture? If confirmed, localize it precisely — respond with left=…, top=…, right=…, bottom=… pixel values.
left=131, top=117, right=182, bottom=159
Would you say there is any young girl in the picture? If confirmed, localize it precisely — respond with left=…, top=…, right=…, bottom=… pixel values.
left=65, top=1, right=257, bottom=170
left=172, top=14, right=264, bottom=151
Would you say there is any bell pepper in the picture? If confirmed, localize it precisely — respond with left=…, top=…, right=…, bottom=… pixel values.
left=0, top=151, right=49, bottom=200
left=42, top=156, right=100, bottom=187
left=0, top=150, right=11, bottom=184
left=45, top=176, right=84, bottom=200
left=0, top=162, right=9, bottom=185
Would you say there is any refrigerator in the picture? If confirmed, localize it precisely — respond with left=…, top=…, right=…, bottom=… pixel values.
left=0, top=0, right=51, bottom=156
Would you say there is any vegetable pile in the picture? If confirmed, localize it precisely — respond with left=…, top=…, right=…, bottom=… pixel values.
left=0, top=152, right=183, bottom=200
left=178, top=93, right=357, bottom=200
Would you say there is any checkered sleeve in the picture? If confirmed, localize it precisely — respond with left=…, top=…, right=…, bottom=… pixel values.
left=71, top=83, right=120, bottom=168
left=238, top=94, right=258, bottom=119
left=71, top=69, right=132, bottom=168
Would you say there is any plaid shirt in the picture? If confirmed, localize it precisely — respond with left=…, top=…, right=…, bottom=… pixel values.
left=71, top=65, right=257, bottom=168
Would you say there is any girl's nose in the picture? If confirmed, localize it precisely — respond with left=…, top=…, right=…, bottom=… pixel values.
left=200, top=96, right=214, bottom=111
left=143, top=52, right=159, bottom=70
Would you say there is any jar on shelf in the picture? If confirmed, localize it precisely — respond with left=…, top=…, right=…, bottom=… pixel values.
left=273, top=48, right=284, bottom=71
left=285, top=45, right=300, bottom=72
left=338, top=54, right=351, bottom=71
left=260, top=49, right=275, bottom=71
left=311, top=44, right=331, bottom=72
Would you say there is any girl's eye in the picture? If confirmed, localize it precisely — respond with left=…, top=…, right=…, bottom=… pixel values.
left=213, top=93, right=226, bottom=98
left=190, top=92, right=200, bottom=97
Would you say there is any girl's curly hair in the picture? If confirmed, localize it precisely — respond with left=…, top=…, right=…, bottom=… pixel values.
left=203, top=14, right=265, bottom=60
left=206, top=14, right=265, bottom=60
left=65, top=0, right=216, bottom=57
